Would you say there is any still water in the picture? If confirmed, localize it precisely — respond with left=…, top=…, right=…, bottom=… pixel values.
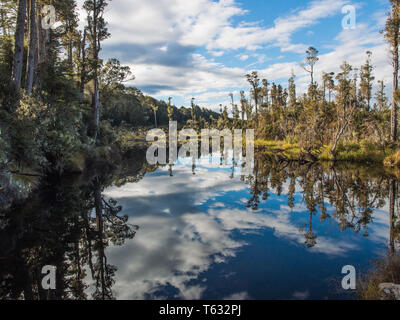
left=0, top=148, right=398, bottom=300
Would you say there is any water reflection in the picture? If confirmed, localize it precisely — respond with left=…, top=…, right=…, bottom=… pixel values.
left=0, top=150, right=147, bottom=300
left=0, top=149, right=399, bottom=300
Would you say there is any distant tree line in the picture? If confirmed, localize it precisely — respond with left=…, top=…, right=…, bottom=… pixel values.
left=0, top=0, right=222, bottom=177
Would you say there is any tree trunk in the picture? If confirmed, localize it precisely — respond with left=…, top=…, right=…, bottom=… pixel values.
left=38, top=14, right=48, bottom=65
left=79, top=29, right=86, bottom=105
left=94, top=183, right=106, bottom=299
left=67, top=22, right=73, bottom=71
left=12, top=0, right=27, bottom=89
left=330, top=104, right=355, bottom=160
left=392, top=36, right=399, bottom=142
left=311, top=66, right=314, bottom=86
left=26, top=0, right=36, bottom=95
left=92, top=0, right=100, bottom=142
left=389, top=178, right=396, bottom=256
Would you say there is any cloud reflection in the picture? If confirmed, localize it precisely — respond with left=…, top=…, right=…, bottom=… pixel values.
left=103, top=161, right=389, bottom=299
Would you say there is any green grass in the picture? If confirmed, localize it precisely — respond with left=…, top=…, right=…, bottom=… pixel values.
left=256, top=139, right=387, bottom=164
left=255, top=140, right=302, bottom=159
left=384, top=150, right=400, bottom=167
left=320, top=141, right=386, bottom=163
left=357, top=254, right=400, bottom=300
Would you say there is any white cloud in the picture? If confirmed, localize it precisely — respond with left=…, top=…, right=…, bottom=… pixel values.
left=207, top=0, right=349, bottom=52
left=100, top=159, right=389, bottom=299
left=75, top=0, right=391, bottom=108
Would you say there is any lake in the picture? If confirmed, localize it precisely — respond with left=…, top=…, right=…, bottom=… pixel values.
left=0, top=148, right=398, bottom=300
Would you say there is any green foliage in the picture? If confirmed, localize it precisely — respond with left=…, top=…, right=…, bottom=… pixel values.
left=358, top=254, right=400, bottom=300
left=319, top=141, right=385, bottom=163
left=0, top=68, right=19, bottom=113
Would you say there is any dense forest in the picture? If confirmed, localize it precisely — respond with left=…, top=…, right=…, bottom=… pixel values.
left=1, top=0, right=400, bottom=198
left=1, top=0, right=400, bottom=301
left=0, top=0, right=222, bottom=180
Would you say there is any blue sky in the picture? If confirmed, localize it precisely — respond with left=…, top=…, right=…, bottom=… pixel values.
left=77, top=0, right=392, bottom=111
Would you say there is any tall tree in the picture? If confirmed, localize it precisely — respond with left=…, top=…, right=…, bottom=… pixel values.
left=288, top=72, right=296, bottom=109
left=239, top=90, right=247, bottom=122
left=191, top=97, right=196, bottom=123
left=167, top=97, right=173, bottom=121
left=79, top=28, right=87, bottom=104
left=261, top=79, right=269, bottom=108
left=384, top=0, right=400, bottom=142
left=301, top=47, right=319, bottom=85
left=12, top=0, right=27, bottom=89
left=59, top=0, right=79, bottom=72
left=359, top=51, right=375, bottom=110
left=25, top=0, right=36, bottom=95
left=84, top=0, right=111, bottom=142
left=331, top=62, right=357, bottom=158
left=246, top=71, right=260, bottom=123
left=322, top=72, right=334, bottom=103
left=375, top=80, right=388, bottom=110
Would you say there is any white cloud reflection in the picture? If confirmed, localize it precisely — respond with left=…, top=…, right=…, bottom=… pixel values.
left=102, top=161, right=390, bottom=300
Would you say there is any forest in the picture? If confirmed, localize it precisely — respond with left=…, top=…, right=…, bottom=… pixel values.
left=0, top=0, right=221, bottom=182
left=0, top=0, right=400, bottom=201
left=0, top=0, right=400, bottom=301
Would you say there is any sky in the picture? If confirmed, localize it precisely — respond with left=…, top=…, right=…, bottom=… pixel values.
left=101, top=158, right=390, bottom=299
left=77, top=0, right=392, bottom=111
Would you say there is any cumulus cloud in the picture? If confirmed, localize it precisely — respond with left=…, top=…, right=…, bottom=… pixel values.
left=99, top=159, right=389, bottom=299
left=75, top=0, right=391, bottom=109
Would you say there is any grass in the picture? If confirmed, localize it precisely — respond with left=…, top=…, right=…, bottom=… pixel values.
left=255, top=140, right=302, bottom=159
left=357, top=254, right=400, bottom=300
left=384, top=150, right=400, bottom=167
left=321, top=141, right=386, bottom=163
left=256, top=139, right=388, bottom=164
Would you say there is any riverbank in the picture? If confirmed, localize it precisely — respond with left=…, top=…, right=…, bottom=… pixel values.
left=255, top=139, right=399, bottom=167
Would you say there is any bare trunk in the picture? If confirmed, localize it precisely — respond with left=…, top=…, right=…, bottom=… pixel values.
left=12, top=0, right=27, bottom=89
left=38, top=14, right=48, bottom=65
left=331, top=103, right=356, bottom=159
left=311, top=66, right=314, bottom=86
left=93, top=80, right=100, bottom=141
left=392, top=35, right=399, bottom=142
left=79, top=29, right=86, bottom=104
left=33, top=8, right=40, bottom=87
left=68, top=22, right=73, bottom=71
left=389, top=179, right=396, bottom=256
left=26, top=0, right=36, bottom=95
left=92, top=0, right=100, bottom=142
left=94, top=183, right=106, bottom=299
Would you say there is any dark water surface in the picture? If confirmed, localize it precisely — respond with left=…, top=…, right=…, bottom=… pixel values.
left=0, top=148, right=398, bottom=300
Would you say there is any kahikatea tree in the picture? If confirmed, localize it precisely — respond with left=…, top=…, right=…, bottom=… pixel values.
left=384, top=0, right=400, bottom=142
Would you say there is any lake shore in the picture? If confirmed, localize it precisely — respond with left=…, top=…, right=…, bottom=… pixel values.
left=255, top=139, right=400, bottom=168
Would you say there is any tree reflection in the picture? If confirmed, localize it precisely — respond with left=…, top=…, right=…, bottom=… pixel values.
left=245, top=153, right=400, bottom=250
left=0, top=149, right=147, bottom=300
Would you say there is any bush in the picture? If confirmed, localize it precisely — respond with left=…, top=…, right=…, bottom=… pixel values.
left=358, top=254, right=400, bottom=300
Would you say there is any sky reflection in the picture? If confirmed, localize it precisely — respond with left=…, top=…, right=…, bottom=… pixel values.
left=103, top=159, right=391, bottom=300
